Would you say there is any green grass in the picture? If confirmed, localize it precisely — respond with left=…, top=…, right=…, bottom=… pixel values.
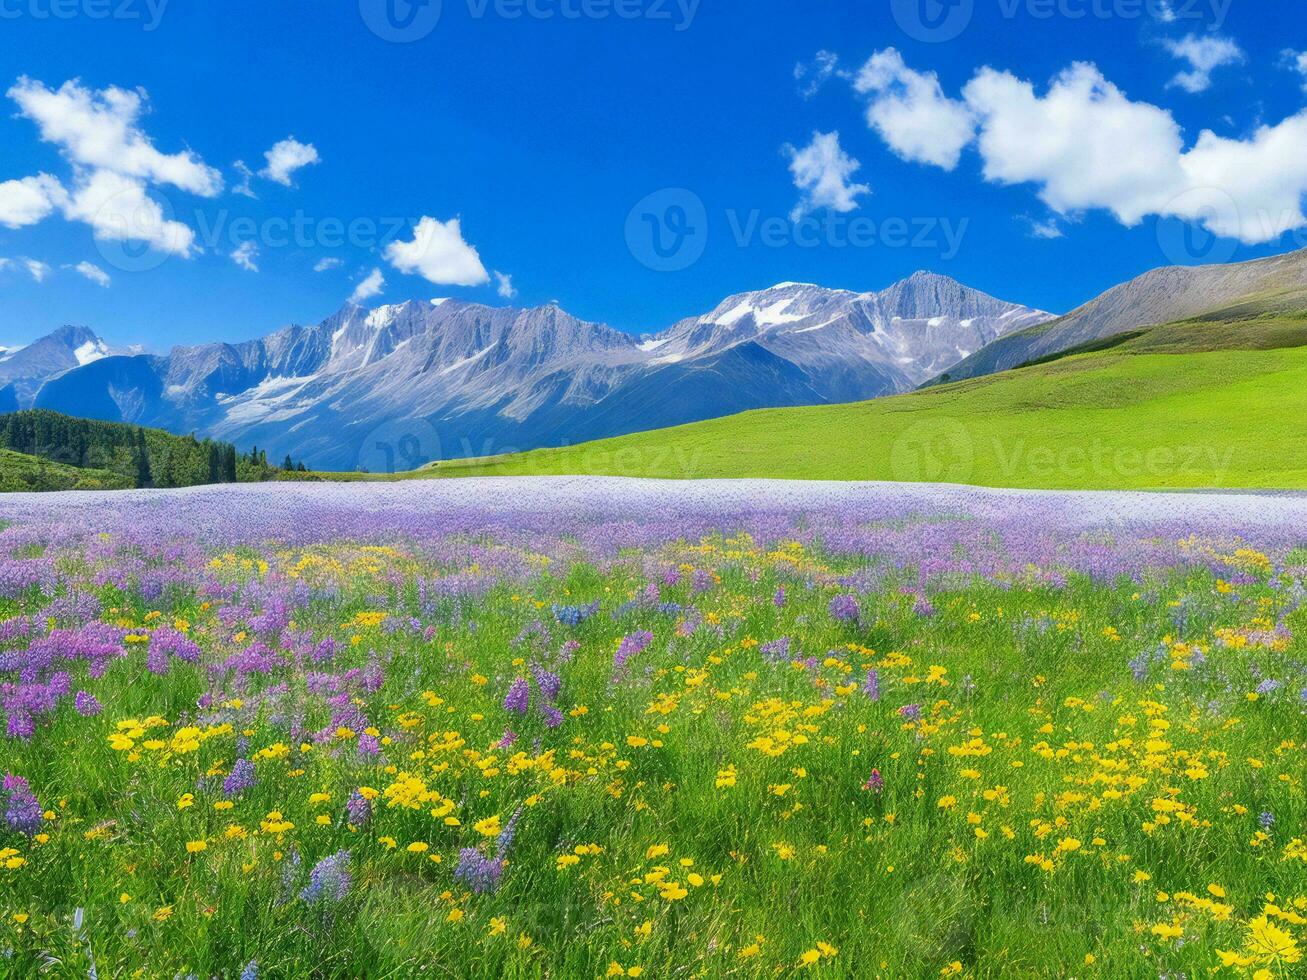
left=2, top=522, right=1304, bottom=976
left=401, top=327, right=1307, bottom=489
left=0, top=447, right=133, bottom=492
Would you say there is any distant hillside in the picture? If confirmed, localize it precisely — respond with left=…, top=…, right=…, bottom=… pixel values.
left=932, top=247, right=1307, bottom=384
left=0, top=447, right=132, bottom=493
left=0, top=410, right=306, bottom=491
left=405, top=311, right=1307, bottom=491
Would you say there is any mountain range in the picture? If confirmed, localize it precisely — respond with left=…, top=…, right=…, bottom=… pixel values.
left=14, top=273, right=1050, bottom=470
left=6, top=248, right=1304, bottom=471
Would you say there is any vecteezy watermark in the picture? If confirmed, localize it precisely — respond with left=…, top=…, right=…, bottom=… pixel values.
left=356, top=418, right=443, bottom=474
left=625, top=187, right=969, bottom=272
left=624, top=188, right=709, bottom=273
left=892, top=0, right=1231, bottom=43
left=0, top=0, right=168, bottom=29
left=359, top=0, right=698, bottom=42
left=887, top=418, right=1237, bottom=485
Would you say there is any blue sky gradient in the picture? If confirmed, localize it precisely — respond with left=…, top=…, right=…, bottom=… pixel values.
left=1, top=0, right=1304, bottom=348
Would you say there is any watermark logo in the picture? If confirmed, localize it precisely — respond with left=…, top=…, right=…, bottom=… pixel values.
left=889, top=419, right=976, bottom=483
left=891, top=0, right=974, bottom=42
left=359, top=0, right=443, bottom=41
left=92, top=186, right=183, bottom=274
left=356, top=418, right=442, bottom=474
left=0, top=0, right=169, bottom=30
left=625, top=188, right=708, bottom=272
left=1155, top=187, right=1240, bottom=266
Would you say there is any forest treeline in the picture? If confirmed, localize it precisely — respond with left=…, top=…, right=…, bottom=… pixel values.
left=0, top=410, right=308, bottom=490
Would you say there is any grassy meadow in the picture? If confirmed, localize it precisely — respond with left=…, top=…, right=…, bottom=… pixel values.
left=412, top=327, right=1307, bottom=490
left=1, top=489, right=1304, bottom=977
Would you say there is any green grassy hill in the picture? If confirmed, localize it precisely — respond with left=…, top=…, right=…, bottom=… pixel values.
left=0, top=447, right=133, bottom=492
left=406, top=312, right=1307, bottom=490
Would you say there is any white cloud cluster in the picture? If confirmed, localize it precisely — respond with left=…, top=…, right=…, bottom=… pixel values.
left=230, top=240, right=260, bottom=272
left=384, top=216, right=490, bottom=286
left=74, top=261, right=111, bottom=286
left=349, top=267, right=385, bottom=305
left=852, top=48, right=1307, bottom=245
left=0, top=174, right=64, bottom=229
left=3, top=77, right=222, bottom=257
left=494, top=270, right=517, bottom=299
left=795, top=50, right=840, bottom=99
left=260, top=137, right=320, bottom=186
left=1164, top=34, right=1243, bottom=94
left=854, top=49, right=975, bottom=170
left=784, top=131, right=870, bottom=221
left=1283, top=49, right=1307, bottom=91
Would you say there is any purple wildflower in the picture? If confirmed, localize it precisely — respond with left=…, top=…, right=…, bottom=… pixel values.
left=73, top=690, right=102, bottom=716
left=345, top=789, right=372, bottom=827
left=614, top=630, right=654, bottom=671
left=503, top=678, right=530, bottom=715
left=773, top=586, right=786, bottom=608
left=300, top=851, right=352, bottom=904
left=3, top=774, right=43, bottom=836
left=898, top=703, right=922, bottom=721
left=863, top=768, right=884, bottom=793
left=223, top=759, right=256, bottom=797
left=454, top=847, right=504, bottom=894
left=829, top=594, right=860, bottom=622
left=862, top=669, right=880, bottom=701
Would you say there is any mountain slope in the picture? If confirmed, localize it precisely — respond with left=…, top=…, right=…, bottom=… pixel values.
left=33, top=275, right=1049, bottom=469
left=934, top=247, right=1307, bottom=384
left=411, top=310, right=1307, bottom=490
left=0, top=325, right=112, bottom=405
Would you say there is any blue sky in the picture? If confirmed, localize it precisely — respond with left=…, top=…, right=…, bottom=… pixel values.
left=1, top=0, right=1306, bottom=348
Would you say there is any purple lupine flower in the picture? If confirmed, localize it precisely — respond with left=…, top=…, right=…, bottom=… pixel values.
left=73, top=690, right=102, bottom=716
left=862, top=669, right=880, bottom=702
left=345, top=789, right=372, bottom=827
left=531, top=663, right=562, bottom=702
left=503, top=678, right=530, bottom=715
left=494, top=729, right=519, bottom=750
left=300, top=851, right=352, bottom=904
left=223, top=759, right=256, bottom=797
left=898, top=703, right=922, bottom=721
left=541, top=704, right=563, bottom=729
left=3, top=774, right=43, bottom=836
left=773, top=586, right=786, bottom=608
left=760, top=637, right=791, bottom=663
left=1259, top=811, right=1275, bottom=829
left=863, top=768, right=884, bottom=793
left=829, top=594, right=860, bottom=622
left=454, top=847, right=504, bottom=894
left=357, top=733, right=381, bottom=757
left=614, top=630, right=654, bottom=671
left=1256, top=678, right=1282, bottom=695
left=240, top=962, right=259, bottom=980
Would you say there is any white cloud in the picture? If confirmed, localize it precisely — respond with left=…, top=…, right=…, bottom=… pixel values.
left=313, top=256, right=343, bottom=272
left=383, top=216, right=489, bottom=286
left=1025, top=217, right=1064, bottom=239
left=21, top=257, right=52, bottom=282
left=0, top=173, right=66, bottom=229
left=795, top=50, right=840, bottom=99
left=349, top=267, right=385, bottom=305
left=853, top=49, right=976, bottom=170
left=853, top=51, right=1307, bottom=245
left=494, top=270, right=517, bottom=299
left=1164, top=35, right=1243, bottom=94
left=232, top=160, right=257, bottom=198
left=230, top=240, right=259, bottom=272
left=7, top=77, right=222, bottom=196
left=73, top=260, right=110, bottom=286
left=784, top=131, right=871, bottom=221
left=61, top=168, right=197, bottom=256
left=260, top=137, right=320, bottom=186
left=1283, top=49, right=1307, bottom=91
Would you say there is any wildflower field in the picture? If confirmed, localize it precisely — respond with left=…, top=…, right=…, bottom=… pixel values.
left=1, top=481, right=1304, bottom=978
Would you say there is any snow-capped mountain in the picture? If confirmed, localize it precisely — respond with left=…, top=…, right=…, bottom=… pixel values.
left=0, top=325, right=113, bottom=410
left=31, top=273, right=1051, bottom=469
